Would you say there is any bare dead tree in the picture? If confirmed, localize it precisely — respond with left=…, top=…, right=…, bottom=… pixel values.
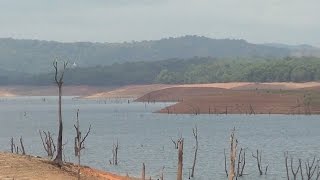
left=110, top=140, right=119, bottom=165
left=171, top=133, right=183, bottom=150
left=171, top=138, right=178, bottom=149
left=19, top=136, right=25, bottom=155
left=305, top=157, right=317, bottom=180
left=228, top=128, right=237, bottom=180
left=10, top=137, right=25, bottom=155
left=284, top=152, right=290, bottom=180
left=10, top=137, right=18, bottom=154
left=74, top=109, right=91, bottom=180
left=236, top=148, right=246, bottom=178
left=240, top=149, right=246, bottom=176
left=191, top=125, right=198, bottom=178
left=177, top=138, right=184, bottom=180
left=299, top=159, right=304, bottom=180
left=142, top=163, right=146, bottom=180
left=53, top=60, right=68, bottom=165
left=249, top=104, right=256, bottom=115
left=291, top=157, right=300, bottom=180
left=39, top=130, right=56, bottom=158
left=224, top=149, right=228, bottom=177
left=252, top=149, right=268, bottom=175
left=316, top=163, right=320, bottom=180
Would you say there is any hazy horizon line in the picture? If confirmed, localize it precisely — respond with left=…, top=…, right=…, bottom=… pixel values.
left=0, top=35, right=318, bottom=48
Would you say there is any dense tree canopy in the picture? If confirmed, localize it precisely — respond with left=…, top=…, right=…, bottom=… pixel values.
left=2, top=57, right=319, bottom=86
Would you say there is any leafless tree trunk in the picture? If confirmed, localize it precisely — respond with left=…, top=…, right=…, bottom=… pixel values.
left=39, top=130, right=56, bottom=158
left=19, top=136, right=25, bottom=155
left=299, top=159, right=304, bottom=180
left=316, top=163, right=320, bottom=180
left=284, top=152, right=289, bottom=180
left=252, top=149, right=268, bottom=175
left=171, top=138, right=178, bottom=149
left=305, top=156, right=317, bottom=180
left=236, top=148, right=246, bottom=178
left=10, top=137, right=25, bottom=154
left=53, top=60, right=68, bottom=165
left=291, top=157, right=300, bottom=180
left=11, top=137, right=15, bottom=153
left=249, top=104, right=255, bottom=115
left=224, top=149, right=228, bottom=177
left=191, top=125, right=198, bottom=178
left=110, top=140, right=119, bottom=165
left=142, top=163, right=146, bottom=180
left=229, top=128, right=237, bottom=180
left=74, top=109, right=91, bottom=180
left=177, top=138, right=184, bottom=180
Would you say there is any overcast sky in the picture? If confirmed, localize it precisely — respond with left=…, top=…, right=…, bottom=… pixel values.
left=1, top=0, right=319, bottom=46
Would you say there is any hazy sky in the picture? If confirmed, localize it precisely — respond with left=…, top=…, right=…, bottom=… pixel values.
left=1, top=0, right=319, bottom=46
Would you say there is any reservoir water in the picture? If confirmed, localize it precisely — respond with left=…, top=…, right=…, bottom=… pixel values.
left=0, top=96, right=319, bottom=180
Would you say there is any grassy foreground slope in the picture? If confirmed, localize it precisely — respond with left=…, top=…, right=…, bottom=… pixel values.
left=0, top=152, right=135, bottom=180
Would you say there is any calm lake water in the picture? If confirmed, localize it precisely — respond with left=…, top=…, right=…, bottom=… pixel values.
left=0, top=96, right=319, bottom=180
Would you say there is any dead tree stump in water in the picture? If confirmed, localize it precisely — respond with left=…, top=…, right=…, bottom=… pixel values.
left=142, top=163, right=145, bottom=180
left=229, top=128, right=237, bottom=180
left=177, top=138, right=184, bottom=180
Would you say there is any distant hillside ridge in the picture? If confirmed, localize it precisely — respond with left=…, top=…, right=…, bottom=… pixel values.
left=0, top=35, right=303, bottom=74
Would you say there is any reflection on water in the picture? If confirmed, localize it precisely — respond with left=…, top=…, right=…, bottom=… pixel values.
left=0, top=96, right=319, bottom=179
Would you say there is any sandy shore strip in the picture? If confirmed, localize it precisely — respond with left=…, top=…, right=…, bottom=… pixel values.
left=84, top=82, right=320, bottom=99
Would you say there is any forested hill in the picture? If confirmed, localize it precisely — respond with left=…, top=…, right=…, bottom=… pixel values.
left=5, top=57, right=320, bottom=86
left=0, top=35, right=297, bottom=74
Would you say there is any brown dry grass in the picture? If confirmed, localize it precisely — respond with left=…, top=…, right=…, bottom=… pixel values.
left=0, top=152, right=136, bottom=180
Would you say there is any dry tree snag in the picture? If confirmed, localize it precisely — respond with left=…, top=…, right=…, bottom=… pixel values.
left=171, top=134, right=183, bottom=149
left=39, top=130, right=56, bottom=158
left=171, top=138, right=178, bottom=149
left=305, top=156, right=317, bottom=180
left=177, top=138, right=184, bottom=180
left=236, top=148, right=246, bottom=178
left=142, top=163, right=146, bottom=180
left=291, top=157, right=300, bottom=180
left=229, top=128, right=237, bottom=180
left=53, top=60, right=68, bottom=165
left=19, top=136, right=25, bottom=155
left=191, top=125, right=198, bottom=178
left=299, top=159, right=304, bottom=180
left=74, top=109, right=91, bottom=180
left=10, top=137, right=18, bottom=154
left=284, top=152, right=289, bottom=180
left=289, top=156, right=320, bottom=180
left=110, top=140, right=119, bottom=165
left=224, top=148, right=228, bottom=177
left=10, top=137, right=16, bottom=153
left=10, top=137, right=25, bottom=155
left=252, top=149, right=268, bottom=175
